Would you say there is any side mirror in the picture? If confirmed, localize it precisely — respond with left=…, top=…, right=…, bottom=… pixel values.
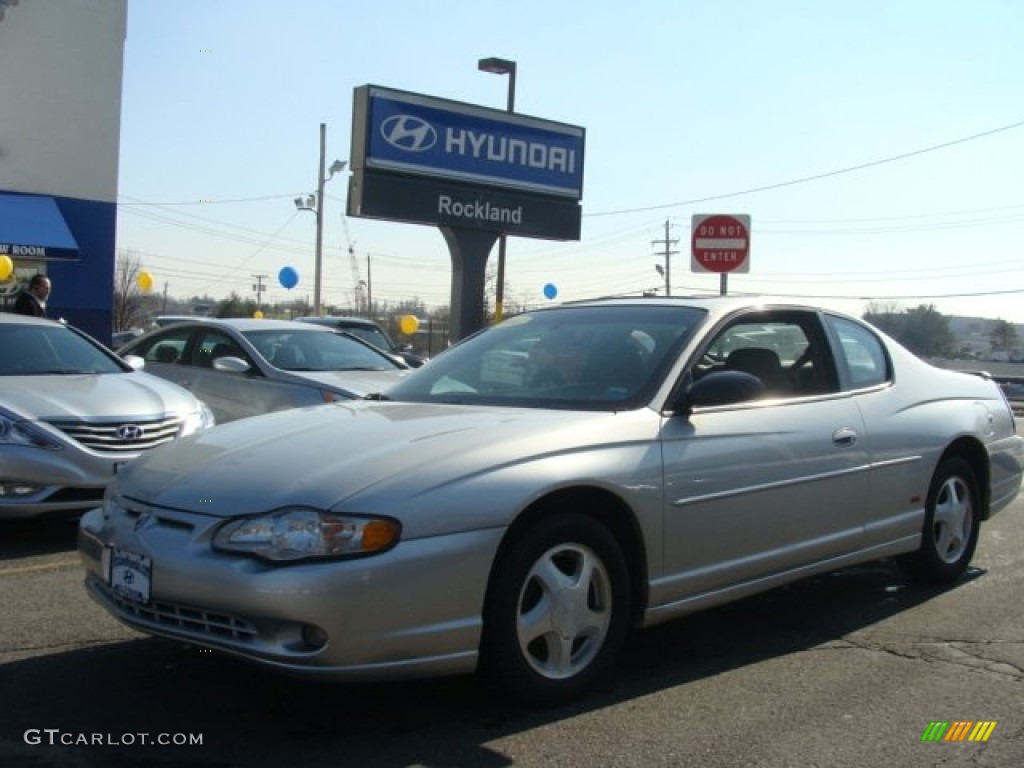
left=678, top=370, right=765, bottom=412
left=121, top=354, right=145, bottom=371
left=212, top=356, right=251, bottom=374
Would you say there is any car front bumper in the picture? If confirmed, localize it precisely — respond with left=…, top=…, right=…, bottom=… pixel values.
left=0, top=447, right=134, bottom=519
left=78, top=505, right=502, bottom=682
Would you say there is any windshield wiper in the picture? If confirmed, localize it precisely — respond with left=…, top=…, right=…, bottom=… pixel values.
left=364, top=392, right=392, bottom=401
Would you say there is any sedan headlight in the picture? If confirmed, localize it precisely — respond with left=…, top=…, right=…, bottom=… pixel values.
left=0, top=413, right=62, bottom=450
left=213, top=507, right=401, bottom=562
left=180, top=403, right=216, bottom=436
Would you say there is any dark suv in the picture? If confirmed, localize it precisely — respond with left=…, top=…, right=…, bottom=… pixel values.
left=296, top=316, right=427, bottom=367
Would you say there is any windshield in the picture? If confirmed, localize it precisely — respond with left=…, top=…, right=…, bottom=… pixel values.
left=0, top=324, right=127, bottom=376
left=342, top=326, right=393, bottom=351
left=386, top=305, right=705, bottom=410
left=242, top=328, right=401, bottom=371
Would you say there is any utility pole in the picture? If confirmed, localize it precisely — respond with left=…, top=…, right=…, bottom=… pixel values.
left=651, top=219, right=678, bottom=296
left=252, top=273, right=268, bottom=311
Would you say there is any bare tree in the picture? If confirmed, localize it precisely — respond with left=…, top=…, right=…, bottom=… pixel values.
left=112, top=249, right=156, bottom=331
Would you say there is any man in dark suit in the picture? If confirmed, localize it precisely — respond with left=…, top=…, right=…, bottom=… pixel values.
left=14, top=274, right=50, bottom=317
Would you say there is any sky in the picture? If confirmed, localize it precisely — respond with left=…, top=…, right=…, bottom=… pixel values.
left=116, top=0, right=1024, bottom=323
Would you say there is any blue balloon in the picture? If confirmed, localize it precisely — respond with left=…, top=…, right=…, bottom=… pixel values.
left=279, top=266, right=299, bottom=290
left=543, top=282, right=558, bottom=300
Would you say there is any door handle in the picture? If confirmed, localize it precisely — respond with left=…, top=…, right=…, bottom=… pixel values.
left=832, top=426, right=858, bottom=446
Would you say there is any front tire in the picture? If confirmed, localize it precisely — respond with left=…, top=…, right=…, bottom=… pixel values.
left=898, top=457, right=980, bottom=584
left=481, top=513, right=630, bottom=703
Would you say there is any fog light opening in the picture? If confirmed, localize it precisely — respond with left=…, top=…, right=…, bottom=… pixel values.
left=301, top=624, right=328, bottom=650
left=0, top=483, right=43, bottom=498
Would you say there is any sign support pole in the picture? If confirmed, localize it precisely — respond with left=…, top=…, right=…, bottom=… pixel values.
left=440, top=227, right=500, bottom=342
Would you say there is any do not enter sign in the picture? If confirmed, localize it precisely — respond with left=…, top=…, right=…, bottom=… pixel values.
left=691, top=214, right=750, bottom=273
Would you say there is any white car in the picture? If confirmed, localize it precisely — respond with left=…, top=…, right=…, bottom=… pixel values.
left=0, top=314, right=214, bottom=519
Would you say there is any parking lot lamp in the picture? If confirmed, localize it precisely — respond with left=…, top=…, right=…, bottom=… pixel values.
left=477, top=57, right=516, bottom=323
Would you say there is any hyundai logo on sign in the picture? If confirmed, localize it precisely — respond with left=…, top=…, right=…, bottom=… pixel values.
left=380, top=115, right=438, bottom=152
left=354, top=86, right=585, bottom=199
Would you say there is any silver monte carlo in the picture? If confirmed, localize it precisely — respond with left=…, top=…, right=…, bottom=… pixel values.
left=78, top=298, right=1024, bottom=702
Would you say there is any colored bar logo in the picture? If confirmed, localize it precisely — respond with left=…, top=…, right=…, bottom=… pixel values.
left=921, top=721, right=997, bottom=742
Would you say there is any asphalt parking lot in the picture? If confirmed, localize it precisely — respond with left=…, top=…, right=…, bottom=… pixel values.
left=1, top=482, right=1022, bottom=767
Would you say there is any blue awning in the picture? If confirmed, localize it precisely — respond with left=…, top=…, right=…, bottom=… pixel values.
left=0, top=194, right=80, bottom=260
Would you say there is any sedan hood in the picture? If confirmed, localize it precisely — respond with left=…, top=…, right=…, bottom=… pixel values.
left=1, top=372, right=202, bottom=420
left=117, top=401, right=647, bottom=517
left=291, top=369, right=409, bottom=397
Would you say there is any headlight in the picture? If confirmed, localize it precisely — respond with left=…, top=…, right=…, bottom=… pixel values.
left=180, top=403, right=216, bottom=435
left=213, top=507, right=400, bottom=562
left=0, top=413, right=62, bottom=450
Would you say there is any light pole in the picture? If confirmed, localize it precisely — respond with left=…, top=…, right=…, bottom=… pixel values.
left=477, top=56, right=516, bottom=323
left=295, top=122, right=346, bottom=316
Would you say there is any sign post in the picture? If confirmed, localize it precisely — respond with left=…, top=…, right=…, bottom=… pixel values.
left=691, top=214, right=751, bottom=295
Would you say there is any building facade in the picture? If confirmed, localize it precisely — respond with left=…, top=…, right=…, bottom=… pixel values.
left=0, top=0, right=127, bottom=343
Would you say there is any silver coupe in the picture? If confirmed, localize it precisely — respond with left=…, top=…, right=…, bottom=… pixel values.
left=78, top=297, right=1024, bottom=702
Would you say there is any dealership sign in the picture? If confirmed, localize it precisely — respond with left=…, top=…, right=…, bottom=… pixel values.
left=348, top=172, right=582, bottom=240
left=351, top=85, right=585, bottom=200
left=348, top=85, right=585, bottom=240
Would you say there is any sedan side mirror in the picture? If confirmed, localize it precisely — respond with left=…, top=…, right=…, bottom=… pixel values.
left=212, top=356, right=251, bottom=375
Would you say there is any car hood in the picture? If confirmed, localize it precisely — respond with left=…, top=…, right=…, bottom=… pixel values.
left=290, top=369, right=409, bottom=397
left=116, top=401, right=652, bottom=518
left=1, top=372, right=202, bottom=421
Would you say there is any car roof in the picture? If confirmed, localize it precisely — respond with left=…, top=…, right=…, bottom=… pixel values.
left=296, top=316, right=384, bottom=328
left=544, top=295, right=857, bottom=322
left=153, top=317, right=337, bottom=332
left=0, top=313, right=68, bottom=328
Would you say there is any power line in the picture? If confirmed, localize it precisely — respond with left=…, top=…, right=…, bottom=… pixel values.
left=586, top=118, right=1024, bottom=217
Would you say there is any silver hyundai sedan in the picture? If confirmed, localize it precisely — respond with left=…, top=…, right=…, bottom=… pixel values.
left=78, top=297, right=1024, bottom=702
left=117, top=317, right=408, bottom=423
left=0, top=314, right=214, bottom=519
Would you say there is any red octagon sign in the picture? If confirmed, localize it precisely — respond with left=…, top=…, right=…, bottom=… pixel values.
left=691, top=214, right=750, bottom=274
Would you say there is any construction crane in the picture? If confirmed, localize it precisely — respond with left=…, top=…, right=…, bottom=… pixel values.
left=339, top=212, right=366, bottom=315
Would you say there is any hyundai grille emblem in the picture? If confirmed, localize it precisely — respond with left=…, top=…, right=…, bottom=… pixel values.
left=380, top=115, right=437, bottom=152
left=117, top=424, right=144, bottom=441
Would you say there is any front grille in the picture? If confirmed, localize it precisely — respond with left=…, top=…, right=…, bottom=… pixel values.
left=98, top=582, right=258, bottom=642
left=46, top=416, right=184, bottom=453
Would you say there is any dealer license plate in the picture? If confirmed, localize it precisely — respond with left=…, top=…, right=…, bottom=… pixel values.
left=108, top=548, right=152, bottom=605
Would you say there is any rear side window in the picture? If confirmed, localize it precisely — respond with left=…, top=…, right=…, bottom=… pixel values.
left=826, top=315, right=890, bottom=389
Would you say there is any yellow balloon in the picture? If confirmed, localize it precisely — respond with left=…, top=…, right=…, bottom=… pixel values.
left=253, top=310, right=264, bottom=319
left=0, top=255, right=13, bottom=281
left=137, top=270, right=153, bottom=292
left=399, top=314, right=419, bottom=335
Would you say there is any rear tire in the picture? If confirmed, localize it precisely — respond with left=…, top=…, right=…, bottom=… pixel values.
left=898, top=457, right=980, bottom=584
left=480, top=513, right=630, bottom=704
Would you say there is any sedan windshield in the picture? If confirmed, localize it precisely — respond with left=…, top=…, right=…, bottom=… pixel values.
left=0, top=324, right=126, bottom=376
left=387, top=305, right=706, bottom=410
left=242, top=329, right=402, bottom=372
